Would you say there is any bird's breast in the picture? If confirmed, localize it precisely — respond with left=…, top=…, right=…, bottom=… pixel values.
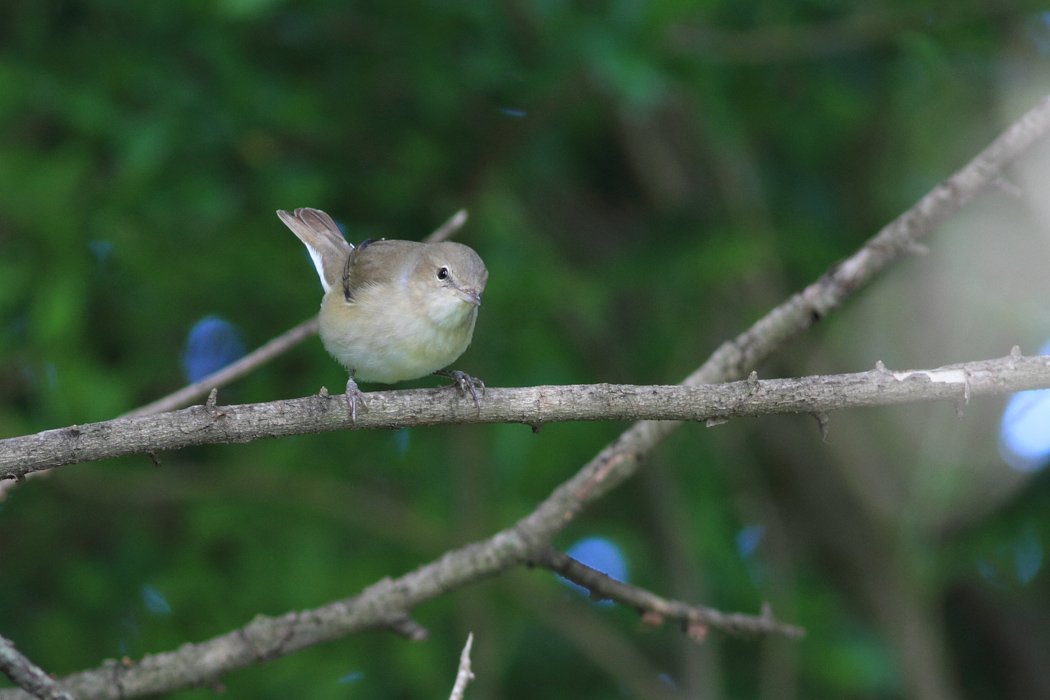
left=317, top=286, right=477, bottom=383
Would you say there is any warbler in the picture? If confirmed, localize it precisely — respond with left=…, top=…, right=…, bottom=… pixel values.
left=277, top=207, right=488, bottom=420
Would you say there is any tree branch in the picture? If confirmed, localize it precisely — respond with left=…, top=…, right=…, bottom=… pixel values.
left=447, top=633, right=475, bottom=700
left=0, top=634, right=75, bottom=700
left=3, top=353, right=1048, bottom=481
left=529, top=546, right=805, bottom=639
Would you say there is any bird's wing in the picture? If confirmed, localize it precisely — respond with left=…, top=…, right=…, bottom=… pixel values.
left=342, top=239, right=422, bottom=302
left=276, top=208, right=353, bottom=293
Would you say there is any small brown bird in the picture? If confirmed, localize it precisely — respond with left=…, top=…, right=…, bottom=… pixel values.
left=277, top=208, right=488, bottom=420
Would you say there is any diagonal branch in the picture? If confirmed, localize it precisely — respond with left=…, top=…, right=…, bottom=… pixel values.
left=447, top=633, right=475, bottom=700
left=2, top=91, right=1049, bottom=700
left=2, top=353, right=1048, bottom=481
left=0, top=634, right=75, bottom=700
left=529, top=546, right=804, bottom=639
left=121, top=317, right=320, bottom=419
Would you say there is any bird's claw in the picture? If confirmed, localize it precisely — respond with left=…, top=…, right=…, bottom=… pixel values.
left=345, top=377, right=369, bottom=423
left=449, top=370, right=484, bottom=412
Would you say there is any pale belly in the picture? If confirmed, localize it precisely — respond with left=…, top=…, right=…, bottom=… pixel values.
left=318, top=290, right=477, bottom=384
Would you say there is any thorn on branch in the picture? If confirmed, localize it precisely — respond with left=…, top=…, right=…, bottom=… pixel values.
left=705, top=416, right=728, bottom=427
left=811, top=412, right=830, bottom=442
left=640, top=611, right=663, bottom=627
left=205, top=388, right=219, bottom=408
left=685, top=621, right=708, bottom=644
left=146, top=452, right=162, bottom=468
left=992, top=175, right=1025, bottom=200
left=386, top=614, right=430, bottom=642
left=902, top=241, right=929, bottom=256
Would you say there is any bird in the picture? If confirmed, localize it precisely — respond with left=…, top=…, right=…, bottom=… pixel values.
left=277, top=207, right=488, bottom=421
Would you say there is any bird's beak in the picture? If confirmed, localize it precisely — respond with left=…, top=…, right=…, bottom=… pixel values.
left=457, top=288, right=482, bottom=307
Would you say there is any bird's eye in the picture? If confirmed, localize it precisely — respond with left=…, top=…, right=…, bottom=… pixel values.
left=437, top=267, right=449, bottom=280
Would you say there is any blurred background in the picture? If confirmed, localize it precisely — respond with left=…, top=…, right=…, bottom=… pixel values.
left=3, top=1, right=1050, bottom=699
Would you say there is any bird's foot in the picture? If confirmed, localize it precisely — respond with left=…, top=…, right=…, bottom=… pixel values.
left=344, top=377, right=369, bottom=423
left=434, top=369, right=485, bottom=412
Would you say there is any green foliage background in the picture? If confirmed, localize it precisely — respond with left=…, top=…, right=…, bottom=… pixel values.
left=2, top=1, right=1050, bottom=698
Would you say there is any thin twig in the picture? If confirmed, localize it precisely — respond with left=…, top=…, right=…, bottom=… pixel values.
left=0, top=633, right=76, bottom=700
left=425, top=209, right=469, bottom=243
left=122, top=317, right=320, bottom=419
left=447, top=633, right=475, bottom=700
left=530, top=546, right=804, bottom=639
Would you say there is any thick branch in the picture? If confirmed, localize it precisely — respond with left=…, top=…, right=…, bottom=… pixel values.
left=0, top=634, right=75, bottom=700
left=2, top=354, right=1047, bottom=481
left=530, top=546, right=804, bottom=639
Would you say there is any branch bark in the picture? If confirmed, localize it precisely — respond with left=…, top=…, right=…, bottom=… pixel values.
left=0, top=634, right=75, bottom=700
left=2, top=353, right=1048, bottom=481
left=529, top=547, right=805, bottom=639
left=447, top=633, right=475, bottom=700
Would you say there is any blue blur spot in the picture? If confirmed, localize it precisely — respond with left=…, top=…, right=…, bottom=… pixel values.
left=88, top=240, right=113, bottom=263
left=498, top=107, right=527, bottom=118
left=44, top=363, right=58, bottom=391
left=567, top=537, right=628, bottom=582
left=657, top=673, right=677, bottom=689
left=337, top=671, right=364, bottom=684
left=999, top=339, right=1050, bottom=472
left=999, top=389, right=1050, bottom=471
left=141, top=585, right=172, bottom=616
left=4, top=314, right=26, bottom=341
left=181, top=315, right=246, bottom=383
left=1027, top=12, right=1050, bottom=55
left=560, top=537, right=628, bottom=604
left=1014, top=526, right=1043, bottom=585
left=977, top=524, right=1044, bottom=588
left=736, top=524, right=765, bottom=559
left=976, top=556, right=1004, bottom=589
left=393, top=429, right=411, bottom=455
left=118, top=610, right=139, bottom=655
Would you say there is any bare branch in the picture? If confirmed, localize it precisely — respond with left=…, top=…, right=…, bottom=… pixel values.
left=530, top=547, right=804, bottom=640
left=447, top=634, right=475, bottom=700
left=122, top=317, right=320, bottom=419
left=3, top=353, right=1048, bottom=482
left=0, top=634, right=75, bottom=700
left=425, top=209, right=469, bottom=244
